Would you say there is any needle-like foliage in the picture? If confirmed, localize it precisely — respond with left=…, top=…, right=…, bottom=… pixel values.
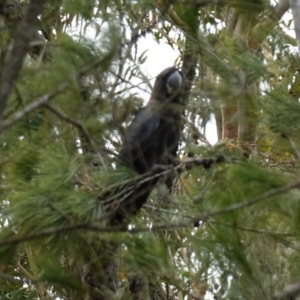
left=1, top=1, right=300, bottom=300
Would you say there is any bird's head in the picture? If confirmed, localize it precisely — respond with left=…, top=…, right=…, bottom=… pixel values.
left=151, top=67, right=183, bottom=103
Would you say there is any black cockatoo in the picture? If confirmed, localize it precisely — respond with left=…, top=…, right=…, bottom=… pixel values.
left=114, top=67, right=183, bottom=221
left=119, top=66, right=183, bottom=173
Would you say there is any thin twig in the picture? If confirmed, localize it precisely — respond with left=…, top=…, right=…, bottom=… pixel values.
left=145, top=206, right=295, bottom=237
left=210, top=220, right=295, bottom=237
left=107, top=12, right=150, bottom=99
left=285, top=135, right=300, bottom=160
left=0, top=35, right=117, bottom=134
left=0, top=83, right=67, bottom=133
left=44, top=103, right=99, bottom=154
left=1, top=175, right=300, bottom=246
left=203, top=180, right=300, bottom=219
left=47, top=203, right=103, bottom=271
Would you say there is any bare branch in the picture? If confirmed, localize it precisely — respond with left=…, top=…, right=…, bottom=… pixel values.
left=276, top=0, right=291, bottom=20
left=0, top=272, right=23, bottom=284
left=107, top=12, right=150, bottom=100
left=289, top=0, right=300, bottom=55
left=44, top=103, right=99, bottom=155
left=0, top=0, right=46, bottom=123
left=0, top=44, right=119, bottom=134
left=0, top=83, right=67, bottom=133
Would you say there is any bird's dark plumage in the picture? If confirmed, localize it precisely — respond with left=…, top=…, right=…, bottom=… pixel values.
left=115, top=67, right=183, bottom=219
left=119, top=66, right=183, bottom=174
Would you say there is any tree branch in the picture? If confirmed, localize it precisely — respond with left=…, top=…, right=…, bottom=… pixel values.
left=289, top=0, right=300, bottom=55
left=44, top=103, right=100, bottom=155
left=0, top=163, right=299, bottom=246
left=249, top=0, right=290, bottom=50
left=167, top=5, right=241, bottom=87
left=0, top=0, right=46, bottom=123
left=211, top=220, right=295, bottom=237
left=0, top=272, right=23, bottom=284
left=0, top=83, right=67, bottom=133
left=276, top=0, right=291, bottom=20
left=272, top=282, right=300, bottom=300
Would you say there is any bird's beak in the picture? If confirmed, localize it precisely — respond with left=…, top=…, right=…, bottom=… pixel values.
left=166, top=70, right=183, bottom=95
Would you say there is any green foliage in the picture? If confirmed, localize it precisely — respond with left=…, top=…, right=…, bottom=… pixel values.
left=63, top=0, right=95, bottom=20
left=0, top=0, right=300, bottom=299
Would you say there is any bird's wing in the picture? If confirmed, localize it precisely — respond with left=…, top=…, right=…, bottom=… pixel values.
left=130, top=106, right=160, bottom=151
left=119, top=106, right=161, bottom=171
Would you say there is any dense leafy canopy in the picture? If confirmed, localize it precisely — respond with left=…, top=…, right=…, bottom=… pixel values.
left=0, top=0, right=300, bottom=299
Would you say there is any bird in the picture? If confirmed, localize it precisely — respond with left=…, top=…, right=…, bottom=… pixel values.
left=114, top=66, right=183, bottom=220
left=87, top=67, right=183, bottom=298
left=119, top=66, right=183, bottom=174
